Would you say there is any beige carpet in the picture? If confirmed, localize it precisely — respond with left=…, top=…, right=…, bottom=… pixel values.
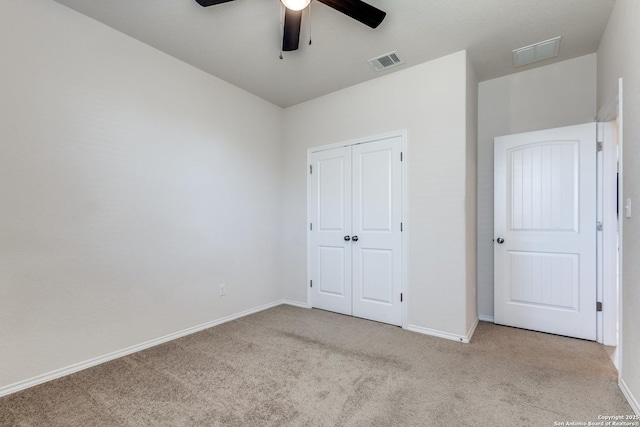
left=0, top=305, right=633, bottom=426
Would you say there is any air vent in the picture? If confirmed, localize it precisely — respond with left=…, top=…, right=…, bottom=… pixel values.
left=368, top=51, right=403, bottom=71
left=513, top=36, right=561, bottom=68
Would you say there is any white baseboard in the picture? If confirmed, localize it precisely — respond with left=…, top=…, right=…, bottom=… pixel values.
left=0, top=299, right=286, bottom=398
left=478, top=315, right=495, bottom=323
left=620, top=378, right=640, bottom=415
left=282, top=299, right=309, bottom=309
left=406, top=323, right=474, bottom=344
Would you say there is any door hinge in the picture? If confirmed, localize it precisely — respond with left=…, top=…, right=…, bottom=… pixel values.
left=597, top=141, right=603, bottom=152
left=310, top=164, right=313, bottom=174
left=400, top=293, right=403, bottom=302
left=310, top=280, right=313, bottom=288
left=400, top=222, right=403, bottom=232
left=596, top=301, right=603, bottom=312
left=400, top=152, right=403, bottom=161
left=310, top=223, right=313, bottom=231
left=597, top=222, right=603, bottom=231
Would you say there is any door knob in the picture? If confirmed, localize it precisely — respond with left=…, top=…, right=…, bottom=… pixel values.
left=344, top=235, right=351, bottom=241
left=352, top=236, right=359, bottom=242
left=496, top=237, right=505, bottom=244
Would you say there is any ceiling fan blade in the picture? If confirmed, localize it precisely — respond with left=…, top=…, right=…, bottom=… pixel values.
left=282, top=9, right=303, bottom=51
left=317, top=0, right=386, bottom=28
left=194, top=0, right=235, bottom=7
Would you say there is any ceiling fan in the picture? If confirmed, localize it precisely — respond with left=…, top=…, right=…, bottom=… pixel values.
left=194, top=0, right=386, bottom=52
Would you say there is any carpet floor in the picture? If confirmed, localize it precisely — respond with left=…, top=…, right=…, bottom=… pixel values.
left=0, top=305, right=633, bottom=426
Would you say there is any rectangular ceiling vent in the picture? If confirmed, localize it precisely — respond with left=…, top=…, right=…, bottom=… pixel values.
left=368, top=51, right=403, bottom=71
left=513, top=36, right=561, bottom=68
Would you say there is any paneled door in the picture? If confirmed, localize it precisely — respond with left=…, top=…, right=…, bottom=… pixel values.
left=494, top=123, right=596, bottom=340
left=308, top=146, right=352, bottom=316
left=351, top=140, right=403, bottom=325
left=309, top=136, right=403, bottom=326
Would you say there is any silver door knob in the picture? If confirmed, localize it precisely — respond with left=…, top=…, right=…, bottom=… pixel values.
left=344, top=235, right=351, bottom=241
left=496, top=237, right=505, bottom=244
left=352, top=236, right=358, bottom=242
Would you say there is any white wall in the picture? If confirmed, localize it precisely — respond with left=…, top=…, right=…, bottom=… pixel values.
left=476, top=54, right=597, bottom=319
left=597, top=0, right=640, bottom=414
left=0, top=0, right=284, bottom=390
left=282, top=51, right=477, bottom=339
left=466, top=55, right=479, bottom=334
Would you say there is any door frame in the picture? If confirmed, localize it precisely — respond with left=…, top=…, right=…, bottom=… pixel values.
left=596, top=119, right=618, bottom=347
left=596, top=78, right=623, bottom=367
left=306, top=129, right=408, bottom=328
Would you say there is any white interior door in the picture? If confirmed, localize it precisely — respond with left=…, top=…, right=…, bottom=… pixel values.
left=352, top=138, right=403, bottom=326
left=309, top=147, right=352, bottom=316
left=494, top=123, right=596, bottom=340
left=309, top=136, right=403, bottom=326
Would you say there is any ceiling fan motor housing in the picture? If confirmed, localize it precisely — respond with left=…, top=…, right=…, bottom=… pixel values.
left=195, top=0, right=386, bottom=52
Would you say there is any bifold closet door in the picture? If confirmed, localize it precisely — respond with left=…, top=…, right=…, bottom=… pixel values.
left=309, top=136, right=403, bottom=326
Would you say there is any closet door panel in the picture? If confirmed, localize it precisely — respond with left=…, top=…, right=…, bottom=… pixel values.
left=351, top=137, right=403, bottom=326
left=309, top=147, right=352, bottom=315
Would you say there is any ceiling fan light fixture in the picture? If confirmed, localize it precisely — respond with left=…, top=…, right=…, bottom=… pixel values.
left=281, top=0, right=311, bottom=11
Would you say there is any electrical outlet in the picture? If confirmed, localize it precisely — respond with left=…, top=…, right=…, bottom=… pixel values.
left=219, top=283, right=226, bottom=296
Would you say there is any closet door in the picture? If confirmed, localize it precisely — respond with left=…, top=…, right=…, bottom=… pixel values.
left=308, top=136, right=403, bottom=326
left=309, top=147, right=352, bottom=316
left=351, top=137, right=403, bottom=326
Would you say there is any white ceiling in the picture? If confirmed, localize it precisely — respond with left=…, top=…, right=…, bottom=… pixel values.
left=53, top=0, right=615, bottom=108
